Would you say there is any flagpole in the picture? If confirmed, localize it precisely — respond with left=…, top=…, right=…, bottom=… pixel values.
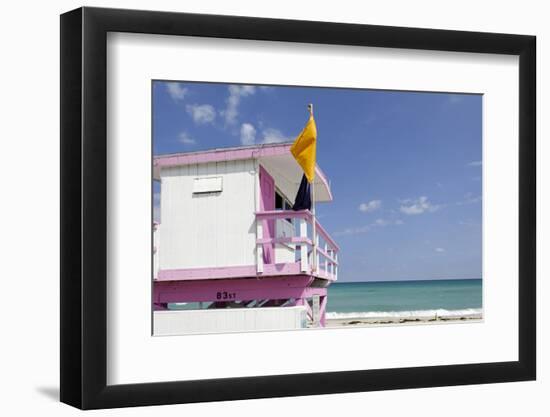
left=308, top=103, right=317, bottom=273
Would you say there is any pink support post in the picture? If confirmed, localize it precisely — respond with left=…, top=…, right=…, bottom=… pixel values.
left=319, top=295, right=328, bottom=327
left=303, top=298, right=313, bottom=320
left=259, top=165, right=276, bottom=264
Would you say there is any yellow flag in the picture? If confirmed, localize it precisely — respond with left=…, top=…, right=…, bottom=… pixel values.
left=290, top=115, right=317, bottom=183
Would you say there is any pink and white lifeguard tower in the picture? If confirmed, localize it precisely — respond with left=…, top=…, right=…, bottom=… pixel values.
left=152, top=142, right=339, bottom=335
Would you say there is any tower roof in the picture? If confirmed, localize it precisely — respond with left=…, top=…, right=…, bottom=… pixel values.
left=154, top=142, right=333, bottom=202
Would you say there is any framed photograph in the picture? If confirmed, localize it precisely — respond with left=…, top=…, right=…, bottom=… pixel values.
left=60, top=6, right=536, bottom=409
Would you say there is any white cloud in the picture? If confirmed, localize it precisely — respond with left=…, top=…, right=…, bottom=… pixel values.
left=261, top=128, right=289, bottom=144
left=240, top=123, right=291, bottom=145
left=334, top=225, right=371, bottom=236
left=165, top=82, right=187, bottom=101
left=334, top=218, right=403, bottom=236
left=238, top=122, right=289, bottom=145
left=435, top=247, right=445, bottom=253
left=240, top=123, right=256, bottom=145
left=467, top=160, right=482, bottom=167
left=453, top=193, right=482, bottom=207
left=358, top=200, right=382, bottom=213
left=400, top=196, right=439, bottom=215
left=233, top=85, right=256, bottom=96
left=186, top=104, right=216, bottom=124
left=178, top=131, right=196, bottom=145
left=223, top=85, right=256, bottom=125
left=460, top=193, right=482, bottom=205
left=378, top=219, right=403, bottom=227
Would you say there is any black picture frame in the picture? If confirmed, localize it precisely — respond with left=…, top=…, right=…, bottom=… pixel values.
left=60, top=6, right=536, bottom=410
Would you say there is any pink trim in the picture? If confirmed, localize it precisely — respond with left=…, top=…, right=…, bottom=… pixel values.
left=255, top=210, right=340, bottom=252
left=256, top=236, right=312, bottom=246
left=154, top=276, right=327, bottom=304
left=156, top=263, right=336, bottom=282
left=153, top=143, right=333, bottom=201
left=154, top=143, right=293, bottom=169
left=255, top=209, right=311, bottom=221
left=158, top=275, right=314, bottom=290
left=158, top=262, right=305, bottom=281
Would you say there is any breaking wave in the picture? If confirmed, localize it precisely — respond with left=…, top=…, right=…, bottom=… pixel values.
left=326, top=308, right=482, bottom=320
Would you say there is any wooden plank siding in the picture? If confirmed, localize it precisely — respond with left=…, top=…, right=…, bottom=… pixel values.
left=159, top=159, right=257, bottom=270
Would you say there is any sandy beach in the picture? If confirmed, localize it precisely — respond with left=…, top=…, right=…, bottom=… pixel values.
left=326, top=312, right=482, bottom=328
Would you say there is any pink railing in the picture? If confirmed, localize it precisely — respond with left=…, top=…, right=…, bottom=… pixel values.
left=255, top=210, right=339, bottom=280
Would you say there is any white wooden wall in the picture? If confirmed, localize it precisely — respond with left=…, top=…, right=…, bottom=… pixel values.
left=159, top=159, right=257, bottom=270
left=153, top=306, right=306, bottom=335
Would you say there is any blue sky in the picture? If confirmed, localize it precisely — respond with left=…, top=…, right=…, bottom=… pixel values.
left=153, top=81, right=482, bottom=282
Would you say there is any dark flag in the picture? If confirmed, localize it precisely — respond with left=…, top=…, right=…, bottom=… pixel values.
left=292, top=174, right=312, bottom=211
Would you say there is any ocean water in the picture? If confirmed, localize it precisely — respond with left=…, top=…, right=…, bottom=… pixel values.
left=326, top=279, right=482, bottom=319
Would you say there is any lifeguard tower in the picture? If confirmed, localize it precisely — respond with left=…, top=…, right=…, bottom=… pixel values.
left=153, top=142, right=339, bottom=335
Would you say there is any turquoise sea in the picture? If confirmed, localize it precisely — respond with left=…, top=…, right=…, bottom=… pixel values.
left=326, top=279, right=482, bottom=319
